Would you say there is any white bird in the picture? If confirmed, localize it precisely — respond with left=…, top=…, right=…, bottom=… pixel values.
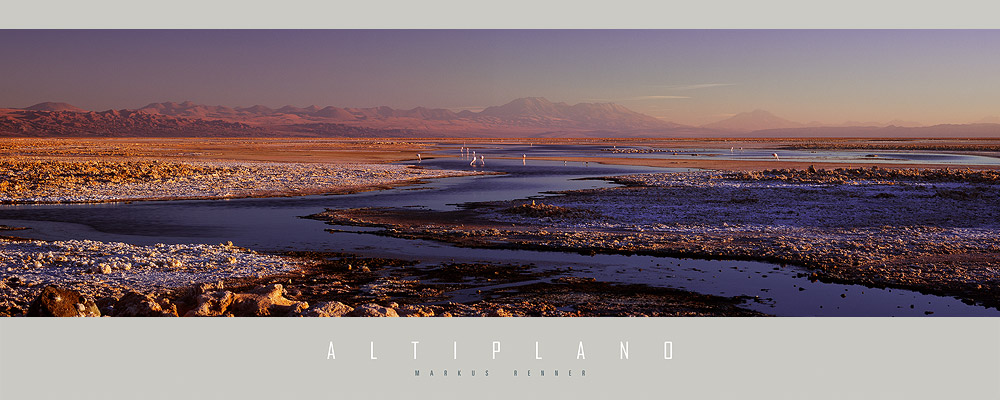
left=772, top=153, right=780, bottom=160
left=479, top=155, right=485, bottom=166
left=470, top=156, right=476, bottom=166
left=522, top=154, right=526, bottom=165
left=416, top=153, right=421, bottom=162
left=731, top=147, right=734, bottom=153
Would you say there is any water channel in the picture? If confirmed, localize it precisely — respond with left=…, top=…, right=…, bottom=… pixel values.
left=2, top=143, right=997, bottom=316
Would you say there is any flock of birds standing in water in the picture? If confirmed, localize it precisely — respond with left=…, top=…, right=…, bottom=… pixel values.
left=459, top=144, right=537, bottom=167
left=461, top=146, right=486, bottom=166
left=414, top=144, right=783, bottom=167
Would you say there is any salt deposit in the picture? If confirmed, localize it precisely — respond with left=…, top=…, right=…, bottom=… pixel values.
left=0, top=238, right=297, bottom=312
left=0, top=159, right=478, bottom=204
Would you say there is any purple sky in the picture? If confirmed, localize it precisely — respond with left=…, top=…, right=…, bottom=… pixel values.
left=1, top=30, right=998, bottom=125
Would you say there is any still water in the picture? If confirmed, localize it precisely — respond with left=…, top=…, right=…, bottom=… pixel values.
left=2, top=145, right=997, bottom=316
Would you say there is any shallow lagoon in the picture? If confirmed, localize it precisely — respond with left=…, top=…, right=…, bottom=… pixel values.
left=2, top=145, right=998, bottom=316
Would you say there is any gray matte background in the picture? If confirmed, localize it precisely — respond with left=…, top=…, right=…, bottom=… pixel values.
left=4, top=0, right=1000, bottom=28
left=2, top=318, right=998, bottom=399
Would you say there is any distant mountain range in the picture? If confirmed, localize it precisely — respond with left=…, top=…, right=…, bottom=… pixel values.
left=0, top=108, right=265, bottom=137
left=700, top=109, right=928, bottom=132
left=1, top=98, right=998, bottom=138
left=748, top=124, right=1000, bottom=138
left=701, top=109, right=804, bottom=132
left=693, top=109, right=1000, bottom=137
left=0, top=97, right=699, bottom=137
left=130, top=97, right=687, bottom=134
left=23, top=102, right=87, bottom=112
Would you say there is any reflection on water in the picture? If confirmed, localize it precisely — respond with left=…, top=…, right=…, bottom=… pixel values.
left=1, top=145, right=997, bottom=316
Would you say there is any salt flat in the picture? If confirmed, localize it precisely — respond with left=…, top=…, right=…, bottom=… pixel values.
left=0, top=159, right=477, bottom=203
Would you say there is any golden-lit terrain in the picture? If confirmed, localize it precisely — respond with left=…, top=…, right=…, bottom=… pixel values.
left=3, top=136, right=1000, bottom=317
left=0, top=138, right=480, bottom=203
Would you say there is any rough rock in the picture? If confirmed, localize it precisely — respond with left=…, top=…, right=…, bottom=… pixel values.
left=0, top=300, right=25, bottom=317
left=297, top=301, right=354, bottom=317
left=346, top=303, right=399, bottom=317
left=487, top=308, right=514, bottom=317
left=395, top=304, right=434, bottom=317
left=184, top=290, right=236, bottom=317
left=27, top=286, right=100, bottom=317
left=228, top=284, right=309, bottom=317
left=111, top=291, right=178, bottom=317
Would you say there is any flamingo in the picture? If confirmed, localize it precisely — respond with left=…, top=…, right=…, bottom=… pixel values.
left=772, top=153, right=780, bottom=160
left=479, top=155, right=485, bottom=166
left=470, top=156, right=477, bottom=166
left=522, top=154, right=526, bottom=165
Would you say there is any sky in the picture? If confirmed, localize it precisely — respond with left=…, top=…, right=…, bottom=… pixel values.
left=0, top=30, right=998, bottom=126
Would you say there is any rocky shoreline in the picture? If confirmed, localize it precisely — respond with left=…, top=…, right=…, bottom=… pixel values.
left=193, top=251, right=765, bottom=317
left=0, top=158, right=479, bottom=204
left=1, top=242, right=763, bottom=317
left=0, top=237, right=297, bottom=317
